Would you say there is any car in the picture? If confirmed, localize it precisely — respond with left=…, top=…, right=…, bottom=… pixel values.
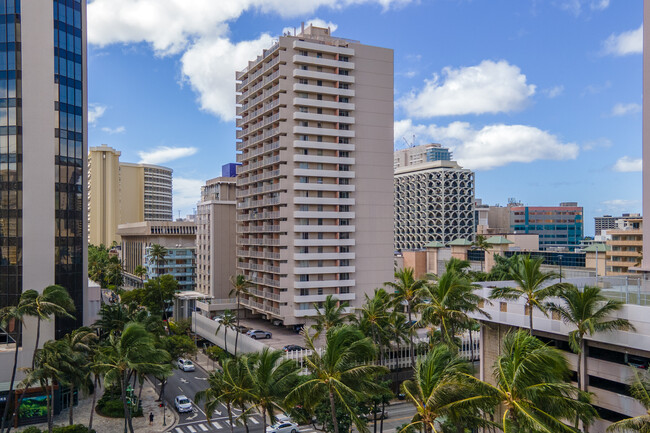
left=247, top=329, right=272, bottom=339
left=177, top=358, right=195, bottom=372
left=213, top=315, right=224, bottom=322
left=265, top=421, right=298, bottom=433
left=174, top=395, right=193, bottom=413
left=282, top=345, right=305, bottom=352
left=234, top=325, right=250, bottom=333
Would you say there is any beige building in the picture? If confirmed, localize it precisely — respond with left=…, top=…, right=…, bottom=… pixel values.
left=606, top=217, right=643, bottom=275
left=235, top=25, right=394, bottom=327
left=88, top=144, right=173, bottom=246
left=196, top=177, right=237, bottom=298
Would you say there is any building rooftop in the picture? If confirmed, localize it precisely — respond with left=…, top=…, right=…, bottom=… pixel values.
left=486, top=236, right=513, bottom=245
left=448, top=238, right=473, bottom=246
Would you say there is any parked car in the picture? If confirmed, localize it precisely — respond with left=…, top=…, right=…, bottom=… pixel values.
left=247, top=329, right=272, bottom=339
left=177, top=358, right=195, bottom=372
left=235, top=325, right=250, bottom=333
left=213, top=315, right=224, bottom=322
left=282, top=345, right=304, bottom=352
left=266, top=421, right=298, bottom=433
left=174, top=395, right=193, bottom=413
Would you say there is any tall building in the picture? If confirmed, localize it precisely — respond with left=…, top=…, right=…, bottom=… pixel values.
left=235, top=24, right=394, bottom=327
left=394, top=145, right=475, bottom=251
left=393, top=143, right=451, bottom=169
left=0, top=0, right=88, bottom=422
left=144, top=245, right=196, bottom=291
left=196, top=175, right=237, bottom=298
left=595, top=213, right=641, bottom=236
left=88, top=144, right=173, bottom=246
left=606, top=217, right=643, bottom=275
left=510, top=202, right=584, bottom=251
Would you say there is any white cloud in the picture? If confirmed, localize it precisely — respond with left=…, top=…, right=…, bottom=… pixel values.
left=582, top=137, right=612, bottom=151
left=591, top=0, right=610, bottom=10
left=400, top=60, right=535, bottom=118
left=394, top=119, right=579, bottom=170
left=544, top=85, right=564, bottom=98
left=558, top=0, right=610, bottom=15
left=613, top=156, right=642, bottom=172
left=603, top=25, right=643, bottom=56
left=611, top=102, right=641, bottom=117
left=601, top=199, right=641, bottom=208
left=88, top=104, right=106, bottom=125
left=282, top=18, right=338, bottom=36
left=101, top=126, right=126, bottom=134
left=180, top=34, right=275, bottom=120
left=138, top=146, right=198, bottom=164
left=173, top=177, right=204, bottom=215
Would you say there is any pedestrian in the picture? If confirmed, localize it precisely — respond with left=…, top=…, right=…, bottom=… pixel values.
left=149, top=412, right=154, bottom=425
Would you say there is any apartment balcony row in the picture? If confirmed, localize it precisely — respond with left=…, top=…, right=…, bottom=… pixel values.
left=294, top=265, right=356, bottom=275
left=293, top=111, right=355, bottom=124
left=237, top=249, right=281, bottom=260
left=237, top=98, right=281, bottom=125
left=292, top=54, right=355, bottom=70
left=293, top=168, right=355, bottom=179
left=240, top=297, right=281, bottom=316
left=238, top=237, right=281, bottom=247
left=294, top=238, right=355, bottom=247
left=236, top=113, right=280, bottom=139
left=292, top=68, right=355, bottom=84
left=293, top=140, right=355, bottom=152
left=237, top=69, right=281, bottom=102
left=247, top=128, right=282, bottom=147
left=293, top=210, right=355, bottom=219
left=293, top=183, right=356, bottom=193
left=236, top=181, right=284, bottom=198
left=248, top=287, right=281, bottom=301
left=294, top=252, right=355, bottom=261
left=237, top=140, right=282, bottom=163
left=242, top=155, right=281, bottom=172
left=294, top=306, right=354, bottom=318
left=237, top=210, right=282, bottom=221
left=293, top=39, right=355, bottom=56
left=293, top=224, right=355, bottom=233
left=248, top=275, right=282, bottom=288
left=293, top=83, right=354, bottom=97
left=293, top=292, right=355, bottom=304
left=293, top=197, right=355, bottom=207
left=294, top=279, right=356, bottom=289
left=237, top=46, right=280, bottom=80
left=239, top=83, right=281, bottom=111
left=236, top=223, right=282, bottom=233
left=237, top=261, right=281, bottom=274
left=293, top=154, right=355, bottom=165
left=293, top=97, right=355, bottom=111
left=236, top=169, right=281, bottom=186
left=293, top=125, right=355, bottom=139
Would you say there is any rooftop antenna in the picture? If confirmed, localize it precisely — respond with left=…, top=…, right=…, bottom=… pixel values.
left=402, top=134, right=416, bottom=148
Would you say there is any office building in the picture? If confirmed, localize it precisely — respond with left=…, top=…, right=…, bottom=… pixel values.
left=393, top=142, right=451, bottom=169
left=394, top=146, right=475, bottom=250
left=235, top=24, right=394, bottom=327
left=606, top=217, right=643, bottom=275
left=144, top=245, right=196, bottom=291
left=595, top=213, right=641, bottom=236
left=117, top=221, right=196, bottom=286
left=0, top=0, right=88, bottom=424
left=196, top=175, right=237, bottom=298
left=88, top=144, right=173, bottom=246
left=510, top=202, right=584, bottom=251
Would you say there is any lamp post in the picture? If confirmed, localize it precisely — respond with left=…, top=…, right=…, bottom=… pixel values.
left=558, top=254, right=563, bottom=283
left=162, top=402, right=167, bottom=426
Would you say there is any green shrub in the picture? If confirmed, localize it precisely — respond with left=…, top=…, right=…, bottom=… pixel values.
left=96, top=398, right=143, bottom=418
left=52, top=425, right=96, bottom=433
left=21, top=427, right=42, bottom=433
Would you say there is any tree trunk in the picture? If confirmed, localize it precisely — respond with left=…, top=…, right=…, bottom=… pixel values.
left=227, top=402, right=234, bottom=433
left=137, top=377, right=144, bottom=409
left=235, top=296, right=240, bottom=356
left=122, top=373, right=135, bottom=433
left=373, top=401, right=377, bottom=433
left=380, top=400, right=385, bottom=433
left=528, top=301, right=533, bottom=333
left=1, top=325, right=20, bottom=433
left=69, top=385, right=74, bottom=425
left=262, top=407, right=267, bottom=433
left=407, top=303, right=415, bottom=368
left=89, top=375, right=98, bottom=430
left=48, top=383, right=54, bottom=433
left=328, top=389, right=339, bottom=433
left=157, top=378, right=166, bottom=401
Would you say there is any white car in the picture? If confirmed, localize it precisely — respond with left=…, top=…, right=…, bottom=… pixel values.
left=177, top=358, right=195, bottom=372
left=174, top=395, right=193, bottom=413
left=266, top=421, right=298, bottom=433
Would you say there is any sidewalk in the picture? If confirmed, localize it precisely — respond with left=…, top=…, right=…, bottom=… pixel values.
left=15, top=378, right=178, bottom=433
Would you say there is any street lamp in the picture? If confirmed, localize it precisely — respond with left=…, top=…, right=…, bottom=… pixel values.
left=558, top=254, right=563, bottom=283
left=163, top=402, right=167, bottom=426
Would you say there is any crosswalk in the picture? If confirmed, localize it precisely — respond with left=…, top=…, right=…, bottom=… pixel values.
left=174, top=422, right=315, bottom=433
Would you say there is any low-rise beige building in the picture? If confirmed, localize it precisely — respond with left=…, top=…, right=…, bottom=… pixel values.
left=196, top=177, right=237, bottom=298
left=606, top=217, right=643, bottom=275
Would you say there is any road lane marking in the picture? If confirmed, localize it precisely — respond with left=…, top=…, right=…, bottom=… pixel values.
left=198, top=423, right=208, bottom=431
left=175, top=428, right=183, bottom=433
left=187, top=426, right=197, bottom=433
left=212, top=421, right=222, bottom=429
left=250, top=418, right=259, bottom=424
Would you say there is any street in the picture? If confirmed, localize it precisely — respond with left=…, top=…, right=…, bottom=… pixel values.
left=153, top=362, right=416, bottom=433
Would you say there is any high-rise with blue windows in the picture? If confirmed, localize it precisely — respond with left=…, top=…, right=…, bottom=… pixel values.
left=0, top=1, right=87, bottom=423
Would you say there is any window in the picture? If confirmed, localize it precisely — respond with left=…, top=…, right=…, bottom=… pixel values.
left=317, top=80, right=323, bottom=87
left=317, top=136, right=323, bottom=142
left=300, top=121, right=309, bottom=127
left=340, top=232, right=349, bottom=239
left=316, top=52, right=323, bottom=58
left=300, top=275, right=309, bottom=282
left=300, top=135, right=309, bottom=141
left=317, top=94, right=323, bottom=100
left=340, top=97, right=349, bottom=103
left=339, top=110, right=349, bottom=117
left=339, top=192, right=349, bottom=198
left=340, top=83, right=349, bottom=89
left=339, top=124, right=350, bottom=130
left=317, top=108, right=323, bottom=114
left=302, top=149, right=308, bottom=155
left=317, top=288, right=323, bottom=295
left=317, top=177, right=324, bottom=184
left=299, top=289, right=309, bottom=296
left=299, top=205, right=309, bottom=211
left=299, top=50, right=308, bottom=56
left=318, top=218, right=323, bottom=225
left=340, top=56, right=349, bottom=62
left=317, top=205, right=323, bottom=211
left=339, top=69, right=349, bottom=76
left=340, top=287, right=350, bottom=294
left=301, top=232, right=309, bottom=240
left=301, top=65, right=308, bottom=70
left=317, top=260, right=324, bottom=267
left=340, top=219, right=350, bottom=225
left=299, top=176, right=309, bottom=183
left=340, top=151, right=349, bottom=158
left=299, top=79, right=309, bottom=85
left=339, top=178, right=350, bottom=185
left=339, top=164, right=350, bottom=171
left=339, top=137, right=349, bottom=144
left=340, top=259, right=349, bottom=266
left=340, top=246, right=350, bottom=253
left=299, top=162, right=308, bottom=169
left=340, top=273, right=350, bottom=280
left=340, top=205, right=350, bottom=212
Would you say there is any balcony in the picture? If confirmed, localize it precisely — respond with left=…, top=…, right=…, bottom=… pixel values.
left=293, top=69, right=355, bottom=84
left=293, top=183, right=355, bottom=192
left=294, top=168, right=355, bottom=179
left=236, top=211, right=281, bottom=221
left=236, top=169, right=282, bottom=186
left=293, top=97, right=354, bottom=111
left=294, top=225, right=355, bottom=233
left=294, top=306, right=354, bottom=317
left=293, top=154, right=355, bottom=165
left=293, top=140, right=355, bottom=152
left=294, top=266, right=356, bottom=275
left=293, top=197, right=355, bottom=206
left=237, top=224, right=281, bottom=233
left=293, top=54, right=355, bottom=70
left=238, top=237, right=281, bottom=247
left=293, top=293, right=355, bottom=304
left=293, top=126, right=354, bottom=138
left=294, top=238, right=355, bottom=247
left=293, top=40, right=354, bottom=56
left=293, top=83, right=354, bottom=97
left=294, top=279, right=356, bottom=289
left=293, top=112, right=355, bottom=124
left=293, top=252, right=355, bottom=261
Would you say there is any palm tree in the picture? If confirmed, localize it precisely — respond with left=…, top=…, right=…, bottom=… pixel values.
left=288, top=327, right=388, bottom=433
left=134, top=265, right=147, bottom=286
left=60, top=327, right=97, bottom=425
left=489, top=254, right=562, bottom=332
left=547, top=285, right=634, bottom=391
left=229, top=274, right=251, bottom=355
left=88, top=349, right=105, bottom=432
left=311, top=294, right=348, bottom=338
left=245, top=348, right=300, bottom=432
left=607, top=368, right=650, bottom=432
left=216, top=309, right=237, bottom=353
left=468, top=330, right=596, bottom=432
left=0, top=299, right=29, bottom=433
left=444, top=257, right=472, bottom=276
left=148, top=244, right=168, bottom=275
left=353, top=289, right=391, bottom=364
left=417, top=271, right=489, bottom=348
left=401, top=344, right=491, bottom=433
left=385, top=268, right=427, bottom=368
left=472, top=234, right=491, bottom=272
left=97, top=322, right=171, bottom=433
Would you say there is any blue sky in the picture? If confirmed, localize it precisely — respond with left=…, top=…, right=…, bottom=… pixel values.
left=87, top=0, right=642, bottom=236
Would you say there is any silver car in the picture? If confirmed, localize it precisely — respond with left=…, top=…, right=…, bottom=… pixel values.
left=177, top=358, right=195, bottom=372
left=266, top=421, right=298, bottom=433
left=247, top=329, right=272, bottom=339
left=174, top=395, right=193, bottom=413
